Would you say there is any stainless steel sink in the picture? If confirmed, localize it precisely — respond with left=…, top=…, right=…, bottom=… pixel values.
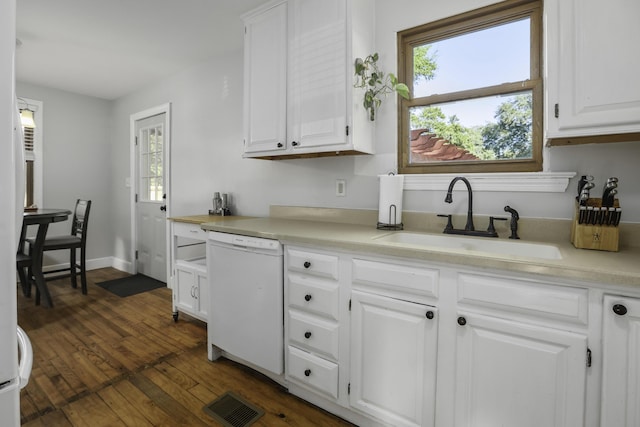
left=373, top=232, right=562, bottom=260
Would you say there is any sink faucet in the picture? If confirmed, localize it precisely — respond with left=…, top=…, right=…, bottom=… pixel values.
left=445, top=176, right=475, bottom=231
left=439, top=176, right=506, bottom=237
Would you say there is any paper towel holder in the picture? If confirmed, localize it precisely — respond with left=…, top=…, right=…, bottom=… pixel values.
left=377, top=204, right=404, bottom=230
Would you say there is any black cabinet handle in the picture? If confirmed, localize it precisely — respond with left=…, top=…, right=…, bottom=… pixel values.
left=277, top=142, right=283, bottom=148
left=160, top=205, right=167, bottom=211
left=292, top=141, right=299, bottom=146
left=304, top=331, right=312, bottom=339
left=426, top=311, right=434, bottom=319
left=457, top=316, right=467, bottom=326
left=613, top=304, right=628, bottom=316
left=303, top=261, right=311, bottom=269
left=304, top=294, right=312, bottom=302
left=304, top=369, right=311, bottom=377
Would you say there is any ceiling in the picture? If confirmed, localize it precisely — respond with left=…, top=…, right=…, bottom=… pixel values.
left=16, top=0, right=269, bottom=100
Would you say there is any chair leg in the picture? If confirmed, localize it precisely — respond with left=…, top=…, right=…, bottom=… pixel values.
left=70, top=248, right=78, bottom=289
left=80, top=247, right=87, bottom=295
left=17, top=267, right=31, bottom=297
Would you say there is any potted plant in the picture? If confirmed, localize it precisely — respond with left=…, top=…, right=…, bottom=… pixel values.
left=354, top=53, right=410, bottom=121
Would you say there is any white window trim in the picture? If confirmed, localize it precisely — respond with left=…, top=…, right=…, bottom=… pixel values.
left=18, top=97, right=43, bottom=207
left=403, top=172, right=576, bottom=192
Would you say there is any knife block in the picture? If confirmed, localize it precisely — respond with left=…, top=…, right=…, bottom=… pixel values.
left=571, top=199, right=620, bottom=252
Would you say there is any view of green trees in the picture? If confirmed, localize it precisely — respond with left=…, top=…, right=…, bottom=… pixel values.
left=411, top=45, right=532, bottom=160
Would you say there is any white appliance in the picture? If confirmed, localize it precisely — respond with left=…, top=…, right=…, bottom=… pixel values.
left=207, top=231, right=284, bottom=376
left=1, top=1, right=34, bottom=424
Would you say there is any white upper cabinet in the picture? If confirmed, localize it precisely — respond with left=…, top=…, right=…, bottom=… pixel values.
left=242, top=2, right=288, bottom=154
left=287, top=0, right=347, bottom=150
left=545, top=0, right=640, bottom=142
left=242, top=0, right=374, bottom=159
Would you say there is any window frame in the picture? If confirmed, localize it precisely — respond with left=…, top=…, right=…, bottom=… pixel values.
left=18, top=97, right=43, bottom=208
left=397, top=0, right=543, bottom=174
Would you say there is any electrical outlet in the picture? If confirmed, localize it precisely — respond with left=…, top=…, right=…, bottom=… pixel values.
left=336, top=179, right=346, bottom=197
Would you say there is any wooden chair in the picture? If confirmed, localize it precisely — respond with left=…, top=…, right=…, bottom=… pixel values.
left=16, top=216, right=49, bottom=298
left=29, top=199, right=92, bottom=294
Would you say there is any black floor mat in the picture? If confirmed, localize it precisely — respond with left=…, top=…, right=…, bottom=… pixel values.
left=203, top=391, right=265, bottom=427
left=96, top=274, right=165, bottom=297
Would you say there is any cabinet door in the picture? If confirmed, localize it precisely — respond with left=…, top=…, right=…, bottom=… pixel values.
left=454, top=312, right=587, bottom=427
left=546, top=0, right=640, bottom=138
left=243, top=2, right=287, bottom=153
left=288, top=0, right=348, bottom=149
left=601, top=295, right=640, bottom=427
left=194, top=270, right=208, bottom=318
left=175, top=266, right=196, bottom=312
left=350, top=290, right=437, bottom=427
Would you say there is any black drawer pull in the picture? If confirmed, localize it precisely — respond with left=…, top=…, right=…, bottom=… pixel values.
left=304, top=331, right=312, bottom=339
left=613, top=304, right=628, bottom=316
left=303, top=261, right=311, bottom=269
left=457, top=316, right=467, bottom=326
left=304, top=369, right=311, bottom=377
left=304, top=294, right=312, bottom=302
left=426, top=311, right=434, bottom=319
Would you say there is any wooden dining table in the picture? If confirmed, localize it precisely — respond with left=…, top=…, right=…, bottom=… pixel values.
left=19, top=208, right=72, bottom=307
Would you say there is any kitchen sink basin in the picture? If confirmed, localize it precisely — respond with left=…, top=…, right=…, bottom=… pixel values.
left=373, top=232, right=562, bottom=260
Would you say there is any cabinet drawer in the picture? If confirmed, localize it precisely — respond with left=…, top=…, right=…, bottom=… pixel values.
left=288, top=273, right=340, bottom=320
left=458, top=273, right=589, bottom=325
left=173, top=222, right=207, bottom=240
left=288, top=310, right=339, bottom=360
left=352, top=258, right=439, bottom=302
left=287, top=248, right=339, bottom=280
left=287, top=346, right=338, bottom=399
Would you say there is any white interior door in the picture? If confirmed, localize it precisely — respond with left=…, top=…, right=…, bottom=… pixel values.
left=135, top=113, right=167, bottom=282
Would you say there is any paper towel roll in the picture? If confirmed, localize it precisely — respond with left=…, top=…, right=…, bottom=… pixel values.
left=378, top=174, right=404, bottom=225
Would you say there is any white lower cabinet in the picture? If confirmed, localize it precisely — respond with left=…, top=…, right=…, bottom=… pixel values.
left=454, top=312, right=587, bottom=427
left=281, top=244, right=637, bottom=427
left=173, top=258, right=208, bottom=322
left=601, top=295, right=640, bottom=427
left=350, top=290, right=437, bottom=427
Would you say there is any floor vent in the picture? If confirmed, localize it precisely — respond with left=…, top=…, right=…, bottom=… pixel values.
left=203, top=391, right=265, bottom=427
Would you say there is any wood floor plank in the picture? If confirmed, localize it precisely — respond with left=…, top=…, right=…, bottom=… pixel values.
left=111, top=380, right=178, bottom=427
left=63, top=393, right=126, bottom=427
left=97, top=385, right=155, bottom=427
left=21, top=409, right=73, bottom=427
left=128, top=373, right=210, bottom=427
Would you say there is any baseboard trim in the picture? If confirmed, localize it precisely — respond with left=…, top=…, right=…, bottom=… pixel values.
left=43, top=257, right=132, bottom=274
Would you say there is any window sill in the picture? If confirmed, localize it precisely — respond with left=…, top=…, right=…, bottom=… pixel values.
left=403, top=172, right=576, bottom=193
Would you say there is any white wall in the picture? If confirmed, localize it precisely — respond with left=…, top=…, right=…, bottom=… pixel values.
left=16, top=82, right=113, bottom=267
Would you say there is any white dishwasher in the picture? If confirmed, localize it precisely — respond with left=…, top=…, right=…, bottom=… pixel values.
left=206, top=231, right=284, bottom=375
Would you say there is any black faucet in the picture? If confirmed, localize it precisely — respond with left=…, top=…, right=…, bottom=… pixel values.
left=445, top=176, right=475, bottom=231
left=504, top=205, right=520, bottom=239
left=440, top=176, right=506, bottom=237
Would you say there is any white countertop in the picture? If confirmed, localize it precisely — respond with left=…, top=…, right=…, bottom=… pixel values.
left=200, top=216, right=640, bottom=288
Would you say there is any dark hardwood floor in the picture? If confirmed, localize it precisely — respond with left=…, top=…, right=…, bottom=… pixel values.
left=18, top=268, right=352, bottom=426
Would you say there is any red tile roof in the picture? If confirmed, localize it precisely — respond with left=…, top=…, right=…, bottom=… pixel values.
left=410, top=129, right=479, bottom=161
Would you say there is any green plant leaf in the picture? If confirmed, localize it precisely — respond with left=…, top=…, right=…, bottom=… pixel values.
left=395, top=83, right=410, bottom=99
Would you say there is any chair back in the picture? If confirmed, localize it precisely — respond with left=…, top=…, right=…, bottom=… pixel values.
left=72, top=199, right=92, bottom=243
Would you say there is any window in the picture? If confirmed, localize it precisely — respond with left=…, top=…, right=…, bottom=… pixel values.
left=397, top=0, right=542, bottom=174
left=139, top=124, right=164, bottom=202
left=18, top=98, right=43, bottom=208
